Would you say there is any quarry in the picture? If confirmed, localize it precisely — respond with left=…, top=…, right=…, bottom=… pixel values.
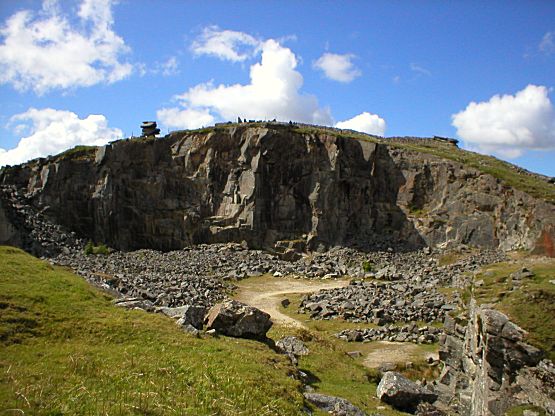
left=1, top=122, right=554, bottom=416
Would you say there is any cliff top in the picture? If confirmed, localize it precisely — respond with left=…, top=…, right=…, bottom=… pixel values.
left=14, top=121, right=552, bottom=204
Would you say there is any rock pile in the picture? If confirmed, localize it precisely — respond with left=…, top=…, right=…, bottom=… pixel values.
left=0, top=185, right=84, bottom=257
left=299, top=279, right=452, bottom=324
left=52, top=248, right=234, bottom=308
left=337, top=324, right=441, bottom=344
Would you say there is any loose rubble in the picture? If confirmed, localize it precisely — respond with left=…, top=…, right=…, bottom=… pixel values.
left=337, top=324, right=441, bottom=344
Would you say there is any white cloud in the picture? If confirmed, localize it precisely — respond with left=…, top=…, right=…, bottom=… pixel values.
left=0, top=0, right=132, bottom=94
left=452, top=84, right=555, bottom=158
left=191, top=25, right=261, bottom=62
left=161, top=57, right=179, bottom=76
left=539, top=31, right=555, bottom=55
left=161, top=36, right=332, bottom=128
left=313, top=52, right=361, bottom=83
left=410, top=63, right=431, bottom=77
left=0, top=108, right=122, bottom=166
left=157, top=107, right=214, bottom=130
left=335, top=112, right=386, bottom=136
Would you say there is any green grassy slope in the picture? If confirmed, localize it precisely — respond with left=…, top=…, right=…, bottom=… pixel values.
left=0, top=246, right=304, bottom=415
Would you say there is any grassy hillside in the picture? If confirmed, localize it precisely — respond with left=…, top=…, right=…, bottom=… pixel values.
left=0, top=246, right=304, bottom=415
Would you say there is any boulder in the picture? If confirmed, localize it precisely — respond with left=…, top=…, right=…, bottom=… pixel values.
left=276, top=336, right=309, bottom=356
left=303, top=392, right=366, bottom=416
left=377, top=371, right=437, bottom=413
left=174, top=305, right=207, bottom=329
left=205, top=300, right=272, bottom=339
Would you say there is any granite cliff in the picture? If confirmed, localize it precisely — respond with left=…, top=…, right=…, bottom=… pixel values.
left=0, top=123, right=554, bottom=256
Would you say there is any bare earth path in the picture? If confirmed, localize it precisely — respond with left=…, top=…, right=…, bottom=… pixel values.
left=234, top=276, right=349, bottom=328
left=363, top=341, right=439, bottom=368
left=235, top=275, right=439, bottom=367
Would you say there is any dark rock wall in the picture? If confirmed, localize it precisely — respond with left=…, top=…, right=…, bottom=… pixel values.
left=1, top=126, right=554, bottom=254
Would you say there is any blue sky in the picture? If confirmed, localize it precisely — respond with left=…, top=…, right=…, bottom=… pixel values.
left=1, top=1, right=554, bottom=176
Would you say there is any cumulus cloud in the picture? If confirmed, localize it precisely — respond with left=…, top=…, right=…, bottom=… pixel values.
left=0, top=108, right=122, bottom=166
left=191, top=26, right=261, bottom=62
left=539, top=31, right=555, bottom=55
left=157, top=107, right=214, bottom=130
left=313, top=52, right=361, bottom=83
left=452, top=84, right=555, bottom=158
left=160, top=35, right=332, bottom=129
left=161, top=57, right=179, bottom=76
left=335, top=112, right=386, bottom=136
left=0, top=0, right=132, bottom=94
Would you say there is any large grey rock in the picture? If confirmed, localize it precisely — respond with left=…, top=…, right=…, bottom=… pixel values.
left=172, top=305, right=206, bottom=329
left=303, top=392, right=366, bottom=416
left=205, top=300, right=272, bottom=339
left=276, top=336, right=309, bottom=356
left=377, top=371, right=437, bottom=413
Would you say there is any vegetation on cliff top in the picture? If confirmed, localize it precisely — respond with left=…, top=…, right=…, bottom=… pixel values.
left=0, top=246, right=304, bottom=415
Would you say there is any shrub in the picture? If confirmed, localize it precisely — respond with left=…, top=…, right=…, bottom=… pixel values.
left=362, top=261, right=374, bottom=273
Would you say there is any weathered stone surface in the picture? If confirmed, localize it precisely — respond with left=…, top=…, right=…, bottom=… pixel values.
left=205, top=300, right=272, bottom=339
left=435, top=300, right=553, bottom=416
left=276, top=336, right=309, bottom=356
left=377, top=371, right=437, bottom=412
left=1, top=125, right=553, bottom=255
left=303, top=392, right=367, bottom=416
left=166, top=305, right=206, bottom=329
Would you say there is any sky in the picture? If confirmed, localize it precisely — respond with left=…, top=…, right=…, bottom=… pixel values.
left=1, top=1, right=555, bottom=176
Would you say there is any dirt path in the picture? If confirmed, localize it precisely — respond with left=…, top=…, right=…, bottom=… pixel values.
left=362, top=341, right=439, bottom=368
left=234, top=276, right=349, bottom=328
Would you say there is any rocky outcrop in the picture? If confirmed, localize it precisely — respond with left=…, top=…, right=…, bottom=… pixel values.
left=434, top=300, right=554, bottom=415
left=1, top=124, right=553, bottom=255
left=377, top=371, right=438, bottom=413
left=205, top=300, right=272, bottom=339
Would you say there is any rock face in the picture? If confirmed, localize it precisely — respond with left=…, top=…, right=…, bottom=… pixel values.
left=377, top=371, right=438, bottom=413
left=435, top=300, right=554, bottom=415
left=1, top=124, right=553, bottom=255
left=205, top=300, right=272, bottom=339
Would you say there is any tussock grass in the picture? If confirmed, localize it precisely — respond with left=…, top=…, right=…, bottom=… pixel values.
left=0, top=246, right=304, bottom=415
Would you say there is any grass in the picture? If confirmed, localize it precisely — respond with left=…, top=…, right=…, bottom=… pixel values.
left=276, top=294, right=440, bottom=401
left=0, top=246, right=305, bottom=415
left=268, top=326, right=405, bottom=416
left=84, top=241, right=111, bottom=255
left=470, top=257, right=555, bottom=361
left=56, top=145, right=97, bottom=161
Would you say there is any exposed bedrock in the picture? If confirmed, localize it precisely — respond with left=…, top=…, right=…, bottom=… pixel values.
left=435, top=300, right=554, bottom=415
left=1, top=125, right=554, bottom=254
